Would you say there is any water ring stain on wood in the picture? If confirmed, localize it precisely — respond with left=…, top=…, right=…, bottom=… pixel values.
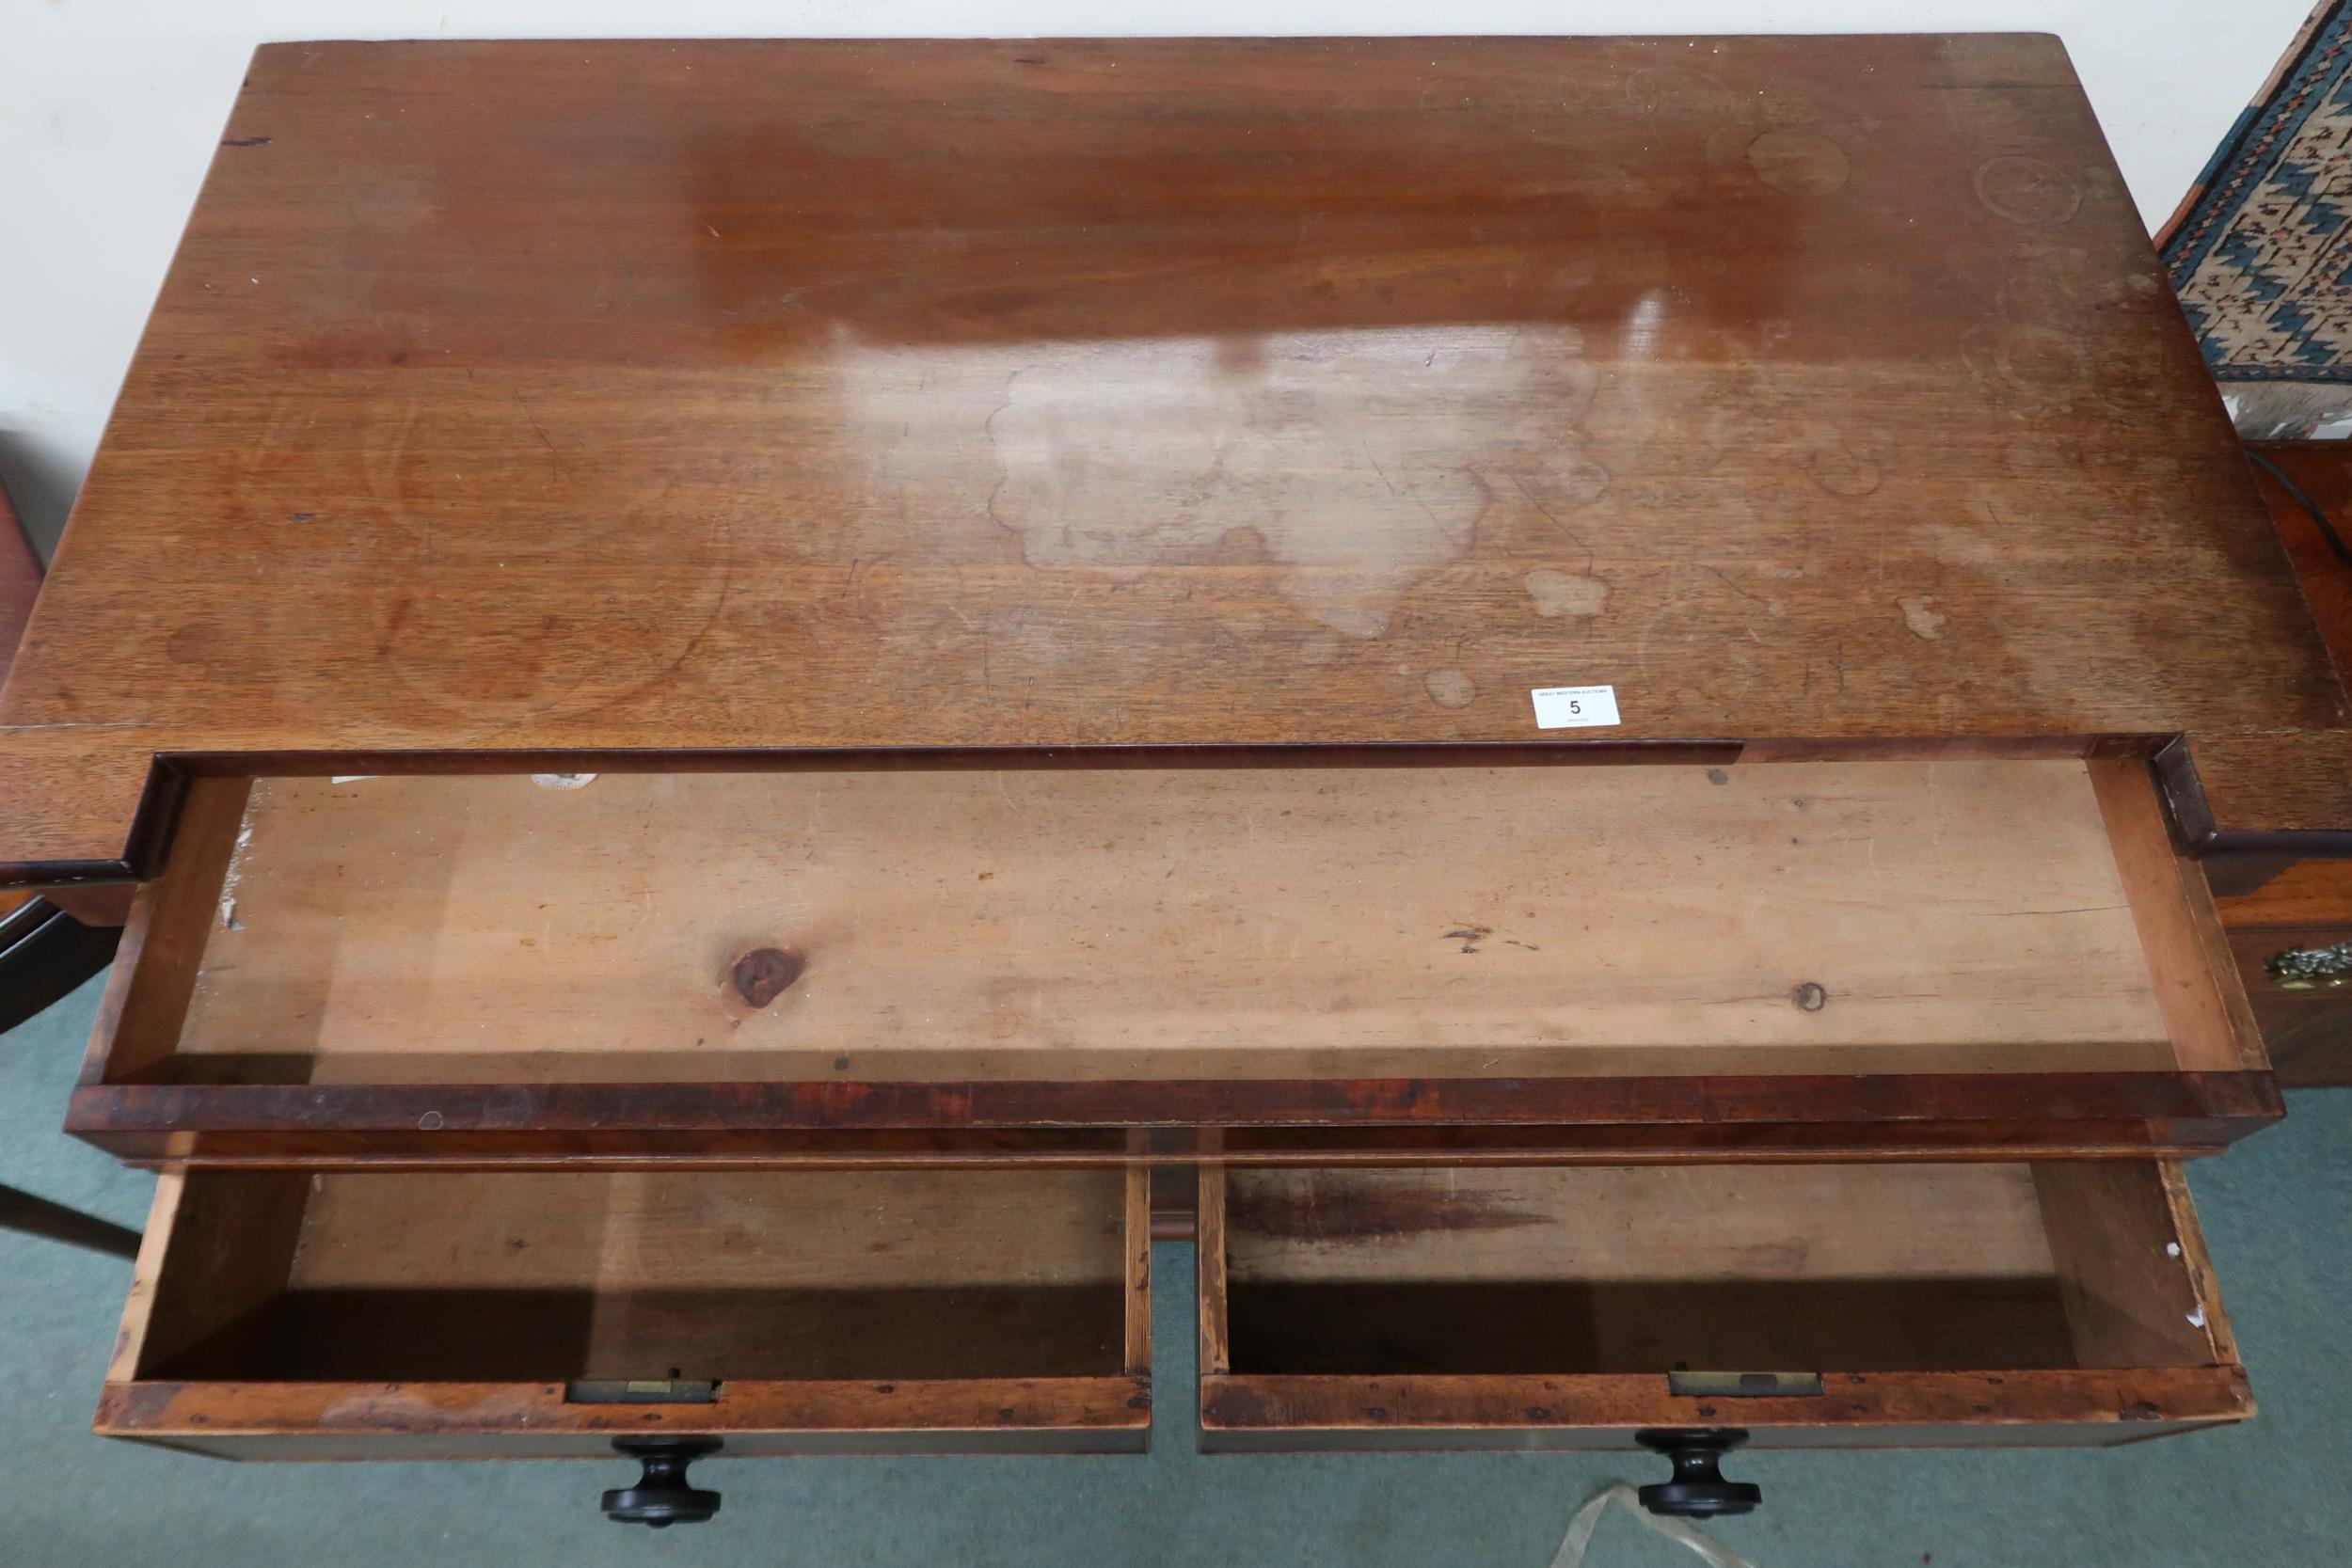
left=731, top=946, right=807, bottom=1008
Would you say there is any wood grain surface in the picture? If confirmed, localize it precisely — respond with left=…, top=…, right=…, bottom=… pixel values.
left=63, top=1069, right=2284, bottom=1163
left=118, top=1166, right=1136, bottom=1382
left=2203, top=445, right=2352, bottom=1079
left=145, top=759, right=2188, bottom=1085
left=73, top=755, right=2279, bottom=1156
left=1212, top=1161, right=2217, bottom=1375
left=1194, top=1368, right=2251, bottom=1450
left=104, top=1164, right=1152, bottom=1455
left=1222, top=1164, right=2063, bottom=1287
left=98, top=1379, right=1155, bottom=1459
left=0, top=482, right=40, bottom=922
left=1197, top=1157, right=2247, bottom=1451
left=0, top=35, right=2340, bottom=879
left=2032, top=1161, right=2224, bottom=1370
left=0, top=477, right=36, bottom=692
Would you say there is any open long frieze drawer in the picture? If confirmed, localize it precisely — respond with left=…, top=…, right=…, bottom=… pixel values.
left=72, top=752, right=2272, bottom=1164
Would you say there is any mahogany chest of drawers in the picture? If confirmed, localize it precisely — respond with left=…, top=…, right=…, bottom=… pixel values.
left=8, top=33, right=2340, bottom=1525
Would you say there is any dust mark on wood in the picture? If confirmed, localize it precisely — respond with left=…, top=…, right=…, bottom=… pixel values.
left=1898, top=596, right=1946, bottom=640
left=1423, top=667, right=1477, bottom=707
left=1441, top=924, right=1492, bottom=953
left=1228, top=1180, right=1541, bottom=1243
left=979, top=326, right=1594, bottom=636
left=1523, top=567, right=1610, bottom=618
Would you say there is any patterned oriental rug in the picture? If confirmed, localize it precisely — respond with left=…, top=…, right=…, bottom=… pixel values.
left=2163, top=2, right=2352, bottom=436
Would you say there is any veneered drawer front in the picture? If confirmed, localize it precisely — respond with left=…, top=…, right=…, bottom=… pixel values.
left=2216, top=855, right=2352, bottom=1086
left=72, top=754, right=2273, bottom=1163
left=2225, top=923, right=2352, bottom=1085
left=1198, top=1160, right=2247, bottom=1452
left=102, top=1165, right=1151, bottom=1460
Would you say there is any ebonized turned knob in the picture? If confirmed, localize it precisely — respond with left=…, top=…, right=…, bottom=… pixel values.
left=1635, top=1428, right=1762, bottom=1518
left=601, top=1436, right=723, bottom=1527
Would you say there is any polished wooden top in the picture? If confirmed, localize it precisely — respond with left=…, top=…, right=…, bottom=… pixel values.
left=2, top=35, right=2342, bottom=879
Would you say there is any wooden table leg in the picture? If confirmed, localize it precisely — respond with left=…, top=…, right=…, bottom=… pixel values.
left=0, top=1183, right=139, bottom=1259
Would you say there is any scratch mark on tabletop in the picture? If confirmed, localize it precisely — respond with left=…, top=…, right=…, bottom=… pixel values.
left=513, top=391, right=562, bottom=473
left=1979, top=905, right=2122, bottom=917
left=1705, top=564, right=1770, bottom=610
left=0, top=720, right=159, bottom=733
left=1509, top=475, right=1598, bottom=573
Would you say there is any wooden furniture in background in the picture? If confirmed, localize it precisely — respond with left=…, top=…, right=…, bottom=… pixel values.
left=0, top=480, right=123, bottom=951
left=0, top=481, right=35, bottom=940
left=0, top=476, right=36, bottom=676
left=2224, top=442, right=2352, bottom=1085
left=0, top=475, right=135, bottom=1256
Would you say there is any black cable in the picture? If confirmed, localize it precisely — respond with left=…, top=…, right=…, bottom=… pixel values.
left=2247, top=446, right=2352, bottom=570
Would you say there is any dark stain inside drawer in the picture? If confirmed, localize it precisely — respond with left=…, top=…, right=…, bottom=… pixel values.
left=1228, top=1278, right=2075, bottom=1376
left=1216, top=1163, right=2219, bottom=1380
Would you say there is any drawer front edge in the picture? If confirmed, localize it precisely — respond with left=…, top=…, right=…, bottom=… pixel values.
left=1197, top=1368, right=2251, bottom=1453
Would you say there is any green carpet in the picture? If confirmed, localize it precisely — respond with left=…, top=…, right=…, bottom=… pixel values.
left=3, top=969, right=2345, bottom=1566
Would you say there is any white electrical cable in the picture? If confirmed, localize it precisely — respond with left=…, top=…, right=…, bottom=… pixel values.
left=1549, top=1485, right=1760, bottom=1568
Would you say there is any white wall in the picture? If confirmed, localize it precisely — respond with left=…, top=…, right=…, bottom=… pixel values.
left=0, top=0, right=2312, bottom=555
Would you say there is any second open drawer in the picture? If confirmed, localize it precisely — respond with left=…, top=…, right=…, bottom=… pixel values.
left=101, top=1164, right=1152, bottom=1460
left=1197, top=1159, right=2248, bottom=1451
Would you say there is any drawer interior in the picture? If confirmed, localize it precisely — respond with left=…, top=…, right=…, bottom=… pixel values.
left=1207, top=1161, right=2228, bottom=1379
left=93, top=755, right=2254, bottom=1087
left=119, top=1167, right=1139, bottom=1385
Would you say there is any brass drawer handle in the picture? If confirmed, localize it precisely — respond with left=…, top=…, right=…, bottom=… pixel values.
left=2265, top=942, right=2352, bottom=990
left=1667, top=1370, right=1822, bottom=1399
